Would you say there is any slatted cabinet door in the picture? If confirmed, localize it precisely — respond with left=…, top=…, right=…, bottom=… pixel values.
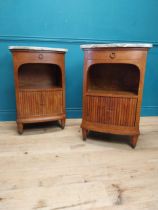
left=18, top=89, right=63, bottom=119
left=42, top=89, right=63, bottom=116
left=18, top=90, right=42, bottom=118
left=85, top=96, right=137, bottom=127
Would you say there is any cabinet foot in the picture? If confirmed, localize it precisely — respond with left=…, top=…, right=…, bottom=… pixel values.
left=82, top=128, right=88, bottom=141
left=60, top=119, right=65, bottom=129
left=17, top=123, right=23, bottom=135
left=130, top=135, right=139, bottom=149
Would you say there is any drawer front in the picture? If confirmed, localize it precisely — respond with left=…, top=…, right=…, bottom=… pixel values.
left=87, top=50, right=145, bottom=61
left=18, top=89, right=63, bottom=118
left=14, top=51, right=64, bottom=64
left=85, top=96, right=137, bottom=127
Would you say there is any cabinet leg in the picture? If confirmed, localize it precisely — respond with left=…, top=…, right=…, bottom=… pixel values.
left=60, top=119, right=65, bottom=129
left=82, top=128, right=88, bottom=141
left=130, top=135, right=139, bottom=149
left=17, top=123, right=23, bottom=135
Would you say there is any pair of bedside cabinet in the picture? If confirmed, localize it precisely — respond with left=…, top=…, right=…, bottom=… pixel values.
left=9, top=43, right=152, bottom=148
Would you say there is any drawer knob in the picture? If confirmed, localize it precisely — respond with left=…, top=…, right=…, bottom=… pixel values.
left=38, top=54, right=44, bottom=60
left=109, top=52, right=116, bottom=59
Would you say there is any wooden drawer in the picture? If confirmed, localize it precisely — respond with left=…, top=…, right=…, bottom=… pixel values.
left=14, top=51, right=64, bottom=65
left=85, top=95, right=137, bottom=127
left=18, top=89, right=63, bottom=118
left=86, top=50, right=145, bottom=61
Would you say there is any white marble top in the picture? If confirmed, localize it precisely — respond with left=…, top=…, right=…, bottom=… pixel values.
left=80, top=43, right=153, bottom=49
left=9, top=46, right=68, bottom=52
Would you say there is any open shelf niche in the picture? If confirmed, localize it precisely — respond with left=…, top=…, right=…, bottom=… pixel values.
left=87, top=63, right=140, bottom=97
left=18, top=63, right=62, bottom=90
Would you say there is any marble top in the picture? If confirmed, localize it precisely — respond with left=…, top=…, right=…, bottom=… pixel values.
left=9, top=46, right=68, bottom=52
left=80, top=43, right=153, bottom=49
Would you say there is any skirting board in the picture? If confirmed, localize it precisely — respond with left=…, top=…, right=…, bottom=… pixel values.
left=0, top=108, right=82, bottom=121
left=0, top=106, right=158, bottom=121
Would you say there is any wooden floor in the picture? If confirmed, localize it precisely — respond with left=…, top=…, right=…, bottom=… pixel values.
left=0, top=117, right=158, bottom=210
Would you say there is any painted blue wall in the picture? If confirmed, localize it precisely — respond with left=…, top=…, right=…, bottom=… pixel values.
left=0, top=0, right=158, bottom=120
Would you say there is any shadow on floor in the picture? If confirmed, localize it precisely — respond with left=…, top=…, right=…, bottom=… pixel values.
left=87, top=131, right=131, bottom=148
left=22, top=121, right=62, bottom=135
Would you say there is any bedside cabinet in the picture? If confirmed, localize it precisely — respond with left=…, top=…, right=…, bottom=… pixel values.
left=81, top=43, right=152, bottom=148
left=9, top=46, right=67, bottom=134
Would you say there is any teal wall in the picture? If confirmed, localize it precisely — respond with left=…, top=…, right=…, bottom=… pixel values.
left=0, top=0, right=158, bottom=120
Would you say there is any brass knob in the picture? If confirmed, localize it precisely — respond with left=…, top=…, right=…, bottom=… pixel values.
left=38, top=54, right=44, bottom=60
left=109, top=52, right=116, bottom=59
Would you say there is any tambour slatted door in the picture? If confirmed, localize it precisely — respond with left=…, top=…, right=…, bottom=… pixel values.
left=18, top=90, right=42, bottom=118
left=18, top=89, right=63, bottom=119
left=41, top=89, right=63, bottom=116
left=85, top=96, right=137, bottom=127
